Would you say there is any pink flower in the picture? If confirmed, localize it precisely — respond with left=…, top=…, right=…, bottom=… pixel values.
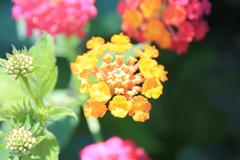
left=169, top=0, right=189, bottom=6
left=202, top=0, right=212, bottom=15
left=80, top=136, right=149, bottom=160
left=118, top=0, right=142, bottom=14
left=12, top=0, right=97, bottom=38
left=171, top=38, right=189, bottom=55
left=163, top=5, right=187, bottom=26
left=193, top=20, right=209, bottom=41
left=118, top=0, right=212, bottom=54
left=186, top=0, right=204, bottom=20
left=175, top=21, right=195, bottom=42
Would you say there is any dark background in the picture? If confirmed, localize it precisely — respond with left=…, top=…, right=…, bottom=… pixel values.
left=0, top=0, right=240, bottom=159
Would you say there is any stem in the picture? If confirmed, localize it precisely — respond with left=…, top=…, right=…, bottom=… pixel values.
left=86, top=117, right=103, bottom=142
left=21, top=76, right=41, bottom=106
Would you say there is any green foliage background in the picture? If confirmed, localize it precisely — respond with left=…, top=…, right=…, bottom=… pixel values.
left=1, top=0, right=240, bottom=160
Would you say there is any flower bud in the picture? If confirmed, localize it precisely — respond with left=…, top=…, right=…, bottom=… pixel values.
left=1, top=47, right=33, bottom=77
left=4, top=127, right=36, bottom=156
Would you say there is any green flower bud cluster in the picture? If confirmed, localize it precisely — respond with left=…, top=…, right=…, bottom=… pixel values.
left=4, top=53, right=33, bottom=77
left=5, top=127, right=37, bottom=156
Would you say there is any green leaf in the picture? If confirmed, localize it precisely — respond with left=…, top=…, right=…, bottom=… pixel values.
left=0, top=34, right=58, bottom=107
left=0, top=107, right=12, bottom=122
left=0, top=137, right=9, bottom=160
left=0, top=148, right=8, bottom=160
left=0, top=131, right=5, bottom=138
left=47, top=90, right=81, bottom=149
left=28, top=34, right=58, bottom=98
left=36, top=136, right=47, bottom=144
left=47, top=111, right=80, bottom=149
left=0, top=69, right=27, bottom=106
left=23, top=131, right=59, bottom=160
left=48, top=106, right=78, bottom=122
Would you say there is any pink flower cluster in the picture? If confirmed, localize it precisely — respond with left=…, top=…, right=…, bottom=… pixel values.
left=118, top=0, right=212, bottom=54
left=168, top=0, right=212, bottom=54
left=80, top=136, right=149, bottom=160
left=12, top=0, right=97, bottom=38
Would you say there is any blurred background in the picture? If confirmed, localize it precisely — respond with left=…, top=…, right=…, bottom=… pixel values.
left=0, top=0, right=240, bottom=160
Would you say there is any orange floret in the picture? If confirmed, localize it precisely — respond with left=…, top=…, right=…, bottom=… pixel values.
left=130, top=96, right=152, bottom=122
left=83, top=100, right=108, bottom=118
left=123, top=8, right=143, bottom=29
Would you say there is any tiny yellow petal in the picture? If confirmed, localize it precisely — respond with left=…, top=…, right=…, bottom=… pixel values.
left=157, top=65, right=168, bottom=82
left=111, top=33, right=130, bottom=44
left=70, top=53, right=98, bottom=78
left=142, top=78, right=163, bottom=99
left=89, top=82, right=111, bottom=102
left=138, top=58, right=158, bottom=79
left=132, top=111, right=150, bottom=122
left=135, top=45, right=159, bottom=59
left=87, top=37, right=105, bottom=49
left=109, top=95, right=132, bottom=118
left=107, top=33, right=132, bottom=53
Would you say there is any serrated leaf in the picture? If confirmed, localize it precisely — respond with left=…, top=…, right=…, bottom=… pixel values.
left=28, top=66, right=58, bottom=99
left=28, top=34, right=58, bottom=98
left=48, top=106, right=78, bottom=122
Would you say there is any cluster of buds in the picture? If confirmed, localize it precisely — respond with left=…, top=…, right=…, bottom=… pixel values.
left=4, top=127, right=37, bottom=156
left=118, top=0, right=212, bottom=54
left=71, top=33, right=167, bottom=122
left=0, top=47, right=33, bottom=77
left=12, top=0, right=97, bottom=38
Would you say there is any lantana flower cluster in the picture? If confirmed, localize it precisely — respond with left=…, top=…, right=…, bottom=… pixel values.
left=0, top=47, right=33, bottom=78
left=4, top=127, right=37, bottom=156
left=12, top=0, right=97, bottom=38
left=118, top=0, right=212, bottom=54
left=71, top=33, right=167, bottom=122
left=80, top=136, right=149, bottom=160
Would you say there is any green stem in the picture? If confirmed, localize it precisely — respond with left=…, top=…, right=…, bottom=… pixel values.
left=21, top=76, right=41, bottom=106
left=86, top=117, right=103, bottom=142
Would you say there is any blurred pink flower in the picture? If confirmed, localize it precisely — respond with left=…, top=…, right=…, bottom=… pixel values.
left=193, top=20, right=209, bottom=41
left=80, top=136, right=149, bottom=160
left=118, top=0, right=212, bottom=54
left=171, top=38, right=189, bottom=54
left=169, top=0, right=189, bottom=6
left=186, top=0, right=204, bottom=20
left=175, top=21, right=195, bottom=42
left=12, top=0, right=97, bottom=38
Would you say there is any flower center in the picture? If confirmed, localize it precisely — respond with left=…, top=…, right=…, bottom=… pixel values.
left=96, top=54, right=143, bottom=98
